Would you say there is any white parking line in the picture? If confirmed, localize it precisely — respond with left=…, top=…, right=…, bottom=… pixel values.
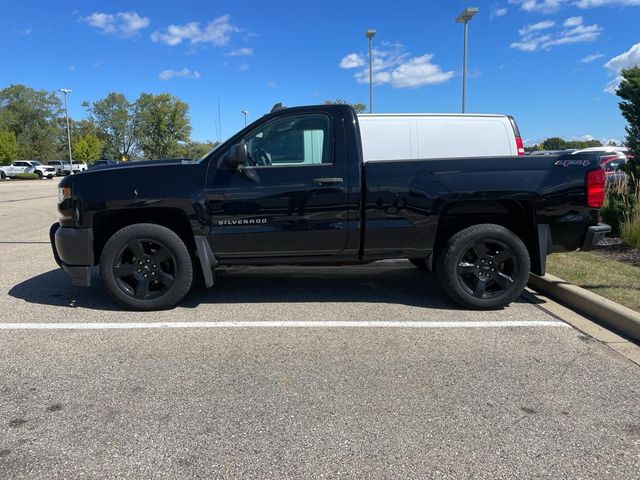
left=0, top=320, right=568, bottom=330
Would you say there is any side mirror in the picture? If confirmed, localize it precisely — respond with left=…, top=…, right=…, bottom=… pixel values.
left=223, top=142, right=248, bottom=169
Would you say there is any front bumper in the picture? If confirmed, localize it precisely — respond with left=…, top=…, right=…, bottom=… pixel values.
left=49, top=223, right=94, bottom=286
left=581, top=223, right=611, bottom=251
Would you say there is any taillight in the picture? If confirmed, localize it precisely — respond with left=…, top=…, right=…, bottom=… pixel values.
left=586, top=169, right=605, bottom=208
left=515, top=136, right=525, bottom=156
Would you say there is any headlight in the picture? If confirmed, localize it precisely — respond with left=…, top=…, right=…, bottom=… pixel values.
left=58, top=186, right=71, bottom=203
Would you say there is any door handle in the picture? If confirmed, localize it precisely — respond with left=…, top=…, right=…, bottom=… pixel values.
left=312, top=177, right=343, bottom=186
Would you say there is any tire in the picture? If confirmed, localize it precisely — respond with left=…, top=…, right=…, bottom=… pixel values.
left=100, top=223, right=194, bottom=311
left=0, top=171, right=5, bottom=180
left=36, top=171, right=43, bottom=179
left=436, top=224, right=530, bottom=310
left=409, top=258, right=428, bottom=270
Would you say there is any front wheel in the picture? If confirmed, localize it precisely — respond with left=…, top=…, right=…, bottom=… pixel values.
left=436, top=224, right=530, bottom=310
left=100, top=223, right=194, bottom=310
left=36, top=171, right=43, bottom=179
left=0, top=171, right=5, bottom=180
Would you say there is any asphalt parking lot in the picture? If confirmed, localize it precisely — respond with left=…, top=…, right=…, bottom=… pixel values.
left=1, top=179, right=639, bottom=479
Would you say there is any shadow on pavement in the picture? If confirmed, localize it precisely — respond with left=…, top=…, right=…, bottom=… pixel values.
left=8, top=262, right=534, bottom=312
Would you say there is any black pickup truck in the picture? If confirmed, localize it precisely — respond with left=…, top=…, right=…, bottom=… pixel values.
left=50, top=104, right=610, bottom=311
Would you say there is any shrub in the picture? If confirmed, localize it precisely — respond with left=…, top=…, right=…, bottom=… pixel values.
left=601, top=177, right=635, bottom=236
left=13, top=173, right=40, bottom=180
left=620, top=182, right=640, bottom=248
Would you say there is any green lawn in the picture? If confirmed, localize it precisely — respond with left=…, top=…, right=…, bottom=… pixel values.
left=546, top=251, right=640, bottom=312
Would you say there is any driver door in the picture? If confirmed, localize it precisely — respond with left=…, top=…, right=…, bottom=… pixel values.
left=206, top=112, right=350, bottom=258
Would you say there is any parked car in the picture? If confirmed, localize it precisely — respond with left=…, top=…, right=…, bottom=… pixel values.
left=357, top=113, right=525, bottom=160
left=50, top=104, right=609, bottom=311
left=47, top=160, right=88, bottom=175
left=1, top=161, right=56, bottom=179
left=572, top=148, right=629, bottom=186
left=527, top=149, right=577, bottom=156
left=88, top=160, right=119, bottom=169
left=572, top=146, right=629, bottom=156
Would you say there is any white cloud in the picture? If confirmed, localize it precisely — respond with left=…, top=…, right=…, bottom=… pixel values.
left=339, top=53, right=365, bottom=69
left=509, top=0, right=566, bottom=13
left=563, top=16, right=583, bottom=26
left=83, top=11, right=150, bottom=37
left=388, top=54, right=456, bottom=88
left=151, top=15, right=239, bottom=46
left=18, top=27, right=32, bottom=35
left=510, top=16, right=600, bottom=51
left=266, top=80, right=277, bottom=88
left=603, top=42, right=640, bottom=93
left=345, top=43, right=453, bottom=89
left=491, top=7, right=508, bottom=18
left=158, top=68, right=201, bottom=80
left=226, top=47, right=253, bottom=56
left=575, top=0, right=640, bottom=7
left=605, top=42, right=640, bottom=71
left=581, top=52, right=604, bottom=62
left=519, top=20, right=555, bottom=36
left=510, top=0, right=640, bottom=11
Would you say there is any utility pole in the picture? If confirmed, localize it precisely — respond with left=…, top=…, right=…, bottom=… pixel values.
left=58, top=88, right=73, bottom=173
left=455, top=8, right=478, bottom=113
left=366, top=29, right=376, bottom=113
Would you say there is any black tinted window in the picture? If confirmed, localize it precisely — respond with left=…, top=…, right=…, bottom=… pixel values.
left=243, top=114, right=330, bottom=167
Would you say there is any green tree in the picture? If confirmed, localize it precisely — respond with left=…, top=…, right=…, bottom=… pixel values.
left=0, top=84, right=63, bottom=160
left=541, top=137, right=567, bottom=150
left=0, top=130, right=18, bottom=165
left=136, top=93, right=192, bottom=159
left=83, top=93, right=139, bottom=161
left=323, top=99, right=367, bottom=114
left=172, top=140, right=219, bottom=159
left=72, top=133, right=103, bottom=162
left=616, top=66, right=640, bottom=181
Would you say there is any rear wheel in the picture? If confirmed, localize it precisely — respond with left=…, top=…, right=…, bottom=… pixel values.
left=437, top=224, right=530, bottom=310
left=100, top=223, right=193, bottom=311
left=0, top=171, right=5, bottom=180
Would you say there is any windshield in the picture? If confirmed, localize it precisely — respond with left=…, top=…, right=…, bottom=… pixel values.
left=28, top=161, right=42, bottom=166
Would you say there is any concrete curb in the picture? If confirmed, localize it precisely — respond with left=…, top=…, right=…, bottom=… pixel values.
left=528, top=273, right=640, bottom=342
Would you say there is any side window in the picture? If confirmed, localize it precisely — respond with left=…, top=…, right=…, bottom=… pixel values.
left=243, top=114, right=330, bottom=167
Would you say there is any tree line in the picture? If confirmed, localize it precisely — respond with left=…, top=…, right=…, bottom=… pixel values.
left=524, top=137, right=608, bottom=152
left=0, top=84, right=217, bottom=165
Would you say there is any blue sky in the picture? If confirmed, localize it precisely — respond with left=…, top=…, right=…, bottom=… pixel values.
left=2, top=0, right=640, bottom=145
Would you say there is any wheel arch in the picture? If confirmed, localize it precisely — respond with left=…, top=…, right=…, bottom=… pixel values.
left=433, top=199, right=544, bottom=275
left=92, top=208, right=196, bottom=265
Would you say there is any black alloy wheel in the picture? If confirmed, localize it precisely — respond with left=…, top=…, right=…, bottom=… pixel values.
left=437, top=224, right=530, bottom=310
left=113, top=239, right=177, bottom=301
left=100, top=223, right=194, bottom=310
left=456, top=239, right=518, bottom=300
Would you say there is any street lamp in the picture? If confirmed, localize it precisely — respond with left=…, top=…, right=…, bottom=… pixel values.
left=455, top=7, right=478, bottom=113
left=58, top=88, right=74, bottom=173
left=241, top=110, right=249, bottom=127
left=366, top=29, right=376, bottom=113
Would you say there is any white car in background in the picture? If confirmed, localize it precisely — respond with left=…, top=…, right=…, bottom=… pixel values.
left=47, top=160, right=88, bottom=175
left=572, top=146, right=630, bottom=185
left=0, top=161, right=56, bottom=179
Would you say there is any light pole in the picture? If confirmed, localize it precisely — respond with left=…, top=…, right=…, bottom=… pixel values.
left=241, top=110, right=249, bottom=127
left=455, top=7, right=478, bottom=113
left=58, top=88, right=74, bottom=173
left=366, top=29, right=376, bottom=113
